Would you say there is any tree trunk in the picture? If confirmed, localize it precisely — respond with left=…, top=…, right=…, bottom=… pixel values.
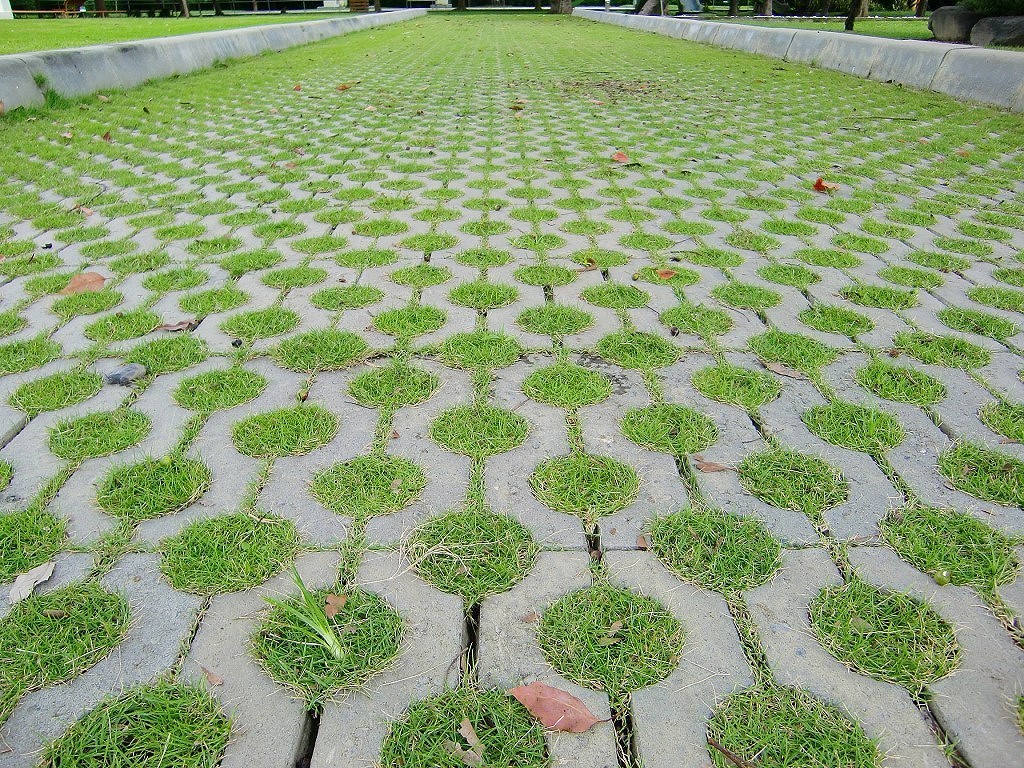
left=534, top=0, right=542, bottom=9
left=95, top=0, right=106, bottom=14
left=728, top=0, right=738, bottom=16
left=374, top=0, right=381, bottom=10
left=637, top=0, right=664, bottom=13
left=549, top=0, right=572, bottom=12
left=456, top=0, right=467, bottom=10
left=844, top=0, right=860, bottom=29
left=914, top=0, right=925, bottom=16
left=180, top=0, right=189, bottom=16
left=762, top=0, right=771, bottom=15
left=212, top=0, right=223, bottom=14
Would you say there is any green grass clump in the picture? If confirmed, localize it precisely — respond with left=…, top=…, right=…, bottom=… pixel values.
left=878, top=266, right=943, bottom=290
left=514, top=264, right=577, bottom=287
left=430, top=406, right=528, bottom=458
left=49, top=409, right=150, bottom=462
left=448, top=281, right=519, bottom=312
left=839, top=284, right=917, bottom=310
left=232, top=405, right=337, bottom=458
left=810, top=579, right=959, bottom=692
left=649, top=508, right=781, bottom=594
left=596, top=330, right=681, bottom=370
left=142, top=266, right=207, bottom=293
left=262, top=266, right=328, bottom=290
left=352, top=218, right=409, bottom=238
left=634, top=265, right=701, bottom=288
left=538, top=584, right=684, bottom=705
left=854, top=360, right=946, bottom=406
left=907, top=251, right=969, bottom=273
left=380, top=687, right=547, bottom=768
left=802, top=402, right=905, bottom=454
left=294, top=235, right=349, bottom=256
left=661, top=302, right=733, bottom=340
left=795, top=247, right=860, bottom=269
left=408, top=509, right=538, bottom=603
left=0, top=310, right=26, bottom=338
left=97, top=456, right=211, bottom=523
left=220, top=306, right=300, bottom=340
left=108, top=250, right=167, bottom=275
left=273, top=329, right=369, bottom=372
left=311, top=285, right=384, bottom=311
left=894, top=332, right=990, bottom=369
left=938, top=307, right=1018, bottom=341
left=712, top=282, right=782, bottom=311
left=0, top=251, right=60, bottom=278
left=51, top=288, right=123, bottom=322
left=350, top=362, right=440, bottom=409
left=622, top=404, right=717, bottom=457
left=799, top=305, right=873, bottom=337
left=706, top=686, right=879, bottom=768
left=251, top=583, right=404, bottom=708
left=517, top=304, right=593, bottom=337
left=374, top=305, right=447, bottom=338
left=679, top=247, right=744, bottom=269
left=880, top=505, right=1018, bottom=590
left=749, top=330, right=838, bottom=373
left=179, top=286, right=249, bottom=317
left=161, top=512, right=299, bottom=594
left=390, top=264, right=453, bottom=288
left=312, top=455, right=425, bottom=519
left=757, top=263, right=820, bottom=290
left=581, top=283, right=650, bottom=309
left=993, top=267, right=1024, bottom=288
left=938, top=443, right=1024, bottom=507
left=0, top=508, right=66, bottom=583
left=440, top=331, right=522, bottom=369
left=125, top=334, right=208, bottom=375
left=530, top=453, right=639, bottom=518
left=0, top=582, right=130, bottom=724
left=174, top=368, right=266, bottom=413
left=571, top=248, right=629, bottom=269
left=968, top=285, right=1024, bottom=313
left=39, top=679, right=230, bottom=768
left=457, top=248, right=512, bottom=269
left=979, top=401, right=1024, bottom=442
left=84, top=308, right=160, bottom=342
left=739, top=448, right=847, bottom=522
left=9, top=370, right=102, bottom=416
left=0, top=461, right=10, bottom=491
left=522, top=362, right=611, bottom=409
left=692, top=364, right=781, bottom=411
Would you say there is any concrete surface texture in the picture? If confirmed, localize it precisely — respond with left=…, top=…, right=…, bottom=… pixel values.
left=0, top=12, right=1023, bottom=768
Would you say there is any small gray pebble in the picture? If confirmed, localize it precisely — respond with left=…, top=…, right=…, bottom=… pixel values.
left=105, top=363, right=147, bottom=386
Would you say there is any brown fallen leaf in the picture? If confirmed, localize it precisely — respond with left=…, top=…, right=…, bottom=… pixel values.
left=444, top=740, right=483, bottom=767
left=655, top=268, right=677, bottom=280
left=43, top=609, right=68, bottom=618
left=597, top=620, right=623, bottom=646
left=813, top=177, right=840, bottom=194
left=9, top=561, right=56, bottom=604
left=201, top=666, right=224, bottom=686
left=694, top=459, right=733, bottom=473
left=101, top=130, right=112, bottom=142
left=763, top=361, right=806, bottom=380
left=97, top=94, right=110, bottom=103
left=59, top=272, right=105, bottom=295
left=576, top=257, right=598, bottom=274
left=636, top=535, right=649, bottom=551
left=611, top=151, right=630, bottom=163
left=60, top=132, right=74, bottom=140
left=337, top=83, right=354, bottom=92
left=391, top=429, right=400, bottom=440
left=521, top=611, right=539, bottom=623
left=324, top=594, right=348, bottom=619
left=509, top=681, right=603, bottom=733
left=293, top=84, right=303, bottom=91
left=155, top=319, right=198, bottom=333
left=459, top=718, right=485, bottom=762
left=364, top=105, right=377, bottom=112
left=72, top=205, right=94, bottom=217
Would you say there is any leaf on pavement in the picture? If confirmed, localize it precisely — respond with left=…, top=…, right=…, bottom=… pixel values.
left=201, top=666, right=224, bottom=686
left=763, top=361, right=806, bottom=379
left=636, top=534, right=649, bottom=550
left=155, top=319, right=198, bottom=333
left=59, top=271, right=105, bottom=295
left=508, top=681, right=602, bottom=733
left=813, top=177, right=840, bottom=193
left=9, top=561, right=56, bottom=604
left=693, top=456, right=733, bottom=473
left=611, top=151, right=630, bottom=163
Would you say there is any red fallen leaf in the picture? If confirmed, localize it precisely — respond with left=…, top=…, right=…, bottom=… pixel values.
left=509, top=681, right=603, bottom=733
left=201, top=666, right=224, bottom=686
left=337, top=83, right=353, bottom=92
left=521, top=611, right=539, bottom=623
left=324, top=594, right=347, bottom=619
left=155, top=319, right=198, bottom=332
left=101, top=130, right=112, bottom=142
left=611, top=151, right=630, bottom=164
left=655, top=268, right=677, bottom=280
left=763, top=361, right=806, bottom=380
left=293, top=84, right=302, bottom=91
left=391, top=429, right=400, bottom=439
left=813, top=177, right=840, bottom=194
left=59, top=272, right=105, bottom=295
left=694, top=459, right=733, bottom=473
left=636, top=535, right=649, bottom=550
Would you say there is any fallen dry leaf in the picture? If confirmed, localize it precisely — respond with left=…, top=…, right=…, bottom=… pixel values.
left=655, top=268, right=677, bottom=280
left=813, top=177, right=840, bottom=194
left=576, top=257, right=598, bottom=274
left=694, top=458, right=733, bottom=473
left=97, top=94, right=110, bottom=103
left=60, top=132, right=73, bottom=140
left=444, top=739, right=482, bottom=767
left=101, top=130, right=112, bottom=142
left=763, top=361, right=806, bottom=380
left=391, top=429, right=400, bottom=439
left=324, top=594, right=348, bottom=619
left=337, top=83, right=353, bottom=92
left=72, top=204, right=94, bottom=217
left=42, top=609, right=67, bottom=618
left=457, top=719, right=485, bottom=764
left=59, top=272, right=105, bottom=295
left=521, top=611, right=539, bottom=623
left=508, top=681, right=603, bottom=733
left=364, top=105, right=377, bottom=112
left=611, top=151, right=630, bottom=163
left=636, top=535, right=649, bottom=551
left=9, top=561, right=56, bottom=604
left=293, top=84, right=302, bottom=91
left=201, top=666, right=224, bottom=686
left=155, top=319, right=198, bottom=333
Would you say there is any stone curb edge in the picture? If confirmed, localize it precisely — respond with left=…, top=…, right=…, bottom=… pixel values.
left=0, top=8, right=426, bottom=113
left=573, top=9, right=1024, bottom=113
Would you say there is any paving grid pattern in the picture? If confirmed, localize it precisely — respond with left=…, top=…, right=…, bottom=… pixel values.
left=1, top=13, right=1023, bottom=768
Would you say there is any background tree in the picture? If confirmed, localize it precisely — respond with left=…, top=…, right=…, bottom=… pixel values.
left=845, top=0, right=869, bottom=29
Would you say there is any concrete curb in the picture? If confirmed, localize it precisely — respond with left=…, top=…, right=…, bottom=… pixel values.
left=572, top=9, right=1024, bottom=112
left=0, top=9, right=425, bottom=113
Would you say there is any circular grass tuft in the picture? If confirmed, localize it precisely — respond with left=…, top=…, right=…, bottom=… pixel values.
left=251, top=585, right=404, bottom=707
left=311, top=285, right=385, bottom=311
left=979, top=401, right=1024, bottom=443
left=749, top=330, right=838, bottom=373
left=390, top=264, right=452, bottom=288
left=336, top=247, right=400, bottom=268
left=273, top=329, right=369, bottom=372
left=581, top=283, right=650, bottom=310
left=220, top=306, right=300, bottom=340
left=810, top=579, right=960, bottom=692
left=522, top=363, right=611, bottom=409
left=161, top=512, right=300, bottom=594
left=706, top=686, right=879, bottom=768
left=938, top=442, right=1024, bottom=507
left=894, top=332, right=990, bottom=370
left=596, top=330, right=680, bottom=370
left=380, top=687, right=547, bottom=768
left=174, top=368, right=266, bottom=413
left=649, top=508, right=781, bottom=594
left=517, top=304, right=593, bottom=337
left=232, top=405, right=337, bottom=458
left=692, top=364, right=781, bottom=412
left=84, top=308, right=160, bottom=343
left=661, top=303, right=733, bottom=340
left=373, top=305, right=447, bottom=339
left=440, top=331, right=523, bottom=369
left=312, top=455, right=426, bottom=519
left=430, top=406, right=529, bottom=458
left=179, top=286, right=248, bottom=317
left=802, top=402, right=905, bottom=454
left=0, top=508, right=65, bottom=584
left=349, top=362, right=440, bottom=409
left=739, top=448, right=847, bottom=523
left=799, top=305, right=873, bottom=337
left=938, top=306, right=1018, bottom=341
left=97, top=456, right=211, bottom=523
left=514, top=264, right=577, bottom=287
left=530, top=453, right=639, bottom=518
left=0, top=336, right=61, bottom=376
left=408, top=509, right=538, bottom=603
left=124, top=334, right=208, bottom=375
left=712, top=282, right=781, bottom=311
left=49, top=409, right=151, bottom=462
left=538, top=584, right=684, bottom=704
left=621, top=404, right=717, bottom=457
left=39, top=679, right=230, bottom=768
left=9, top=370, right=102, bottom=416
left=448, top=281, right=519, bottom=311
left=854, top=360, right=946, bottom=406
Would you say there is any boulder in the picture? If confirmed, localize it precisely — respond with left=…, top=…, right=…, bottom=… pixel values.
left=970, top=15, right=1024, bottom=46
left=929, top=5, right=981, bottom=41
